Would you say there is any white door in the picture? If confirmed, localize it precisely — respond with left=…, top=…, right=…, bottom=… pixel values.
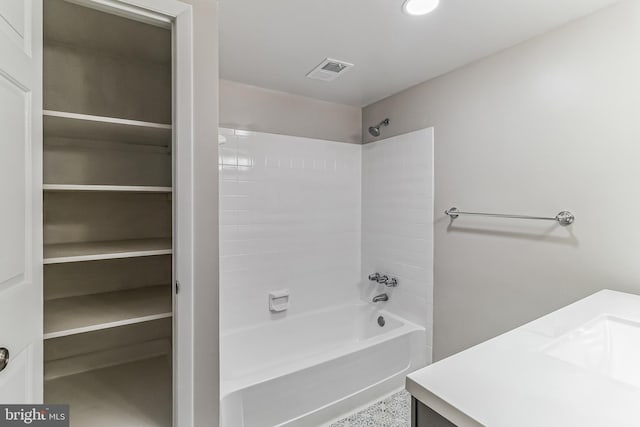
left=0, top=0, right=43, bottom=403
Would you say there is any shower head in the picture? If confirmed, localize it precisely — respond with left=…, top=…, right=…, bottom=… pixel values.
left=368, top=118, right=390, bottom=137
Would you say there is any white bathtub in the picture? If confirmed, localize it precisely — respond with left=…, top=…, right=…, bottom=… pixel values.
left=220, top=304, right=427, bottom=427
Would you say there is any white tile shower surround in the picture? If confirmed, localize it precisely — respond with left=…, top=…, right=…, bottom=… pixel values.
left=218, top=128, right=433, bottom=425
left=362, top=129, right=434, bottom=353
left=219, top=128, right=434, bottom=335
left=219, top=128, right=362, bottom=330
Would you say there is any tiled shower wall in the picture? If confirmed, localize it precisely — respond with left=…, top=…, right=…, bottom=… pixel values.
left=219, top=128, right=362, bottom=330
left=361, top=129, right=434, bottom=358
left=219, top=127, right=433, bottom=347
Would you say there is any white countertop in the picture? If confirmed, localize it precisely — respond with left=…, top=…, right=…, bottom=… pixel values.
left=406, top=290, right=640, bottom=427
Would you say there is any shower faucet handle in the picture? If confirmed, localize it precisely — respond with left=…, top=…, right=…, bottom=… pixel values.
left=369, top=273, right=397, bottom=286
left=368, top=273, right=381, bottom=282
left=384, top=277, right=398, bottom=287
left=368, top=272, right=388, bottom=284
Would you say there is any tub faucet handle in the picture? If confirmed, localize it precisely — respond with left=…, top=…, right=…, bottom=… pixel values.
left=385, top=277, right=398, bottom=287
left=376, top=275, right=389, bottom=284
left=368, top=273, right=381, bottom=282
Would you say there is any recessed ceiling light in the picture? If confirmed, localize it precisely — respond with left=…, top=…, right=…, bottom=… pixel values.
left=402, top=0, right=439, bottom=16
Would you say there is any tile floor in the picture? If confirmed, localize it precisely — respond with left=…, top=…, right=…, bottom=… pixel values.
left=330, top=390, right=410, bottom=427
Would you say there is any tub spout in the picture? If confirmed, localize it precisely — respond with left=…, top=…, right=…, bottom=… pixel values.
left=372, top=293, right=389, bottom=303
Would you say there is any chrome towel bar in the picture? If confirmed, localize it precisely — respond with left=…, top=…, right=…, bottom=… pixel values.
left=445, top=207, right=575, bottom=227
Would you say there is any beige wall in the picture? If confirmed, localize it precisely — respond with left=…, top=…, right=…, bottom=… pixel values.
left=363, top=0, right=640, bottom=361
left=219, top=79, right=362, bottom=144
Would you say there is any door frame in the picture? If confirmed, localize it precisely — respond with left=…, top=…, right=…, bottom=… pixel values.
left=56, top=0, right=196, bottom=425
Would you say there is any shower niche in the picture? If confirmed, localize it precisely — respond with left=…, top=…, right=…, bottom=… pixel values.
left=42, top=1, right=173, bottom=425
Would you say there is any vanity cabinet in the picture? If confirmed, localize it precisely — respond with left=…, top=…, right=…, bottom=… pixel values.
left=412, top=397, right=458, bottom=427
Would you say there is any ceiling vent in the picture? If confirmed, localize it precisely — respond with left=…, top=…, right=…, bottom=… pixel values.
left=306, top=58, right=354, bottom=82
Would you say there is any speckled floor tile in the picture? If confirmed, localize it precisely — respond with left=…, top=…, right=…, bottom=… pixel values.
left=330, top=390, right=410, bottom=427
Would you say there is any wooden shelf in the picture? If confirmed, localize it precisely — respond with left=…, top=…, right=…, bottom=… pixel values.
left=44, top=110, right=172, bottom=147
left=44, top=286, right=171, bottom=340
left=44, top=238, right=172, bottom=264
left=45, top=0, right=171, bottom=65
left=44, top=184, right=172, bottom=193
left=45, top=356, right=172, bottom=427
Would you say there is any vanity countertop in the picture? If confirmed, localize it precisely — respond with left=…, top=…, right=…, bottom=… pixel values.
left=406, top=290, right=640, bottom=427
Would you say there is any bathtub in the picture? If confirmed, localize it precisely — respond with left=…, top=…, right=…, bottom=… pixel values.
left=220, top=304, right=428, bottom=427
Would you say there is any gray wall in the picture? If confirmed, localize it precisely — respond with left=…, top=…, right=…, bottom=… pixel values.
left=363, top=0, right=640, bottom=361
left=219, top=79, right=362, bottom=144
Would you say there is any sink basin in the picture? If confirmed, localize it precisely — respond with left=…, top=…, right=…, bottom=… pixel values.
left=544, top=315, right=640, bottom=389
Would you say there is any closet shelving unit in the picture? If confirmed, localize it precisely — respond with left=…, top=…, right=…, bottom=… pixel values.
left=43, top=1, right=174, bottom=425
left=43, top=184, right=173, bottom=192
left=43, top=110, right=172, bottom=148
left=43, top=238, right=173, bottom=264
left=44, top=285, right=173, bottom=339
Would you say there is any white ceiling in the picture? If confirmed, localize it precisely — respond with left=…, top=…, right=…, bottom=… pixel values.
left=219, top=0, right=621, bottom=107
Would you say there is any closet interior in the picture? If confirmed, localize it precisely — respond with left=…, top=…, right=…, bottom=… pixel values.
left=42, top=1, right=173, bottom=426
